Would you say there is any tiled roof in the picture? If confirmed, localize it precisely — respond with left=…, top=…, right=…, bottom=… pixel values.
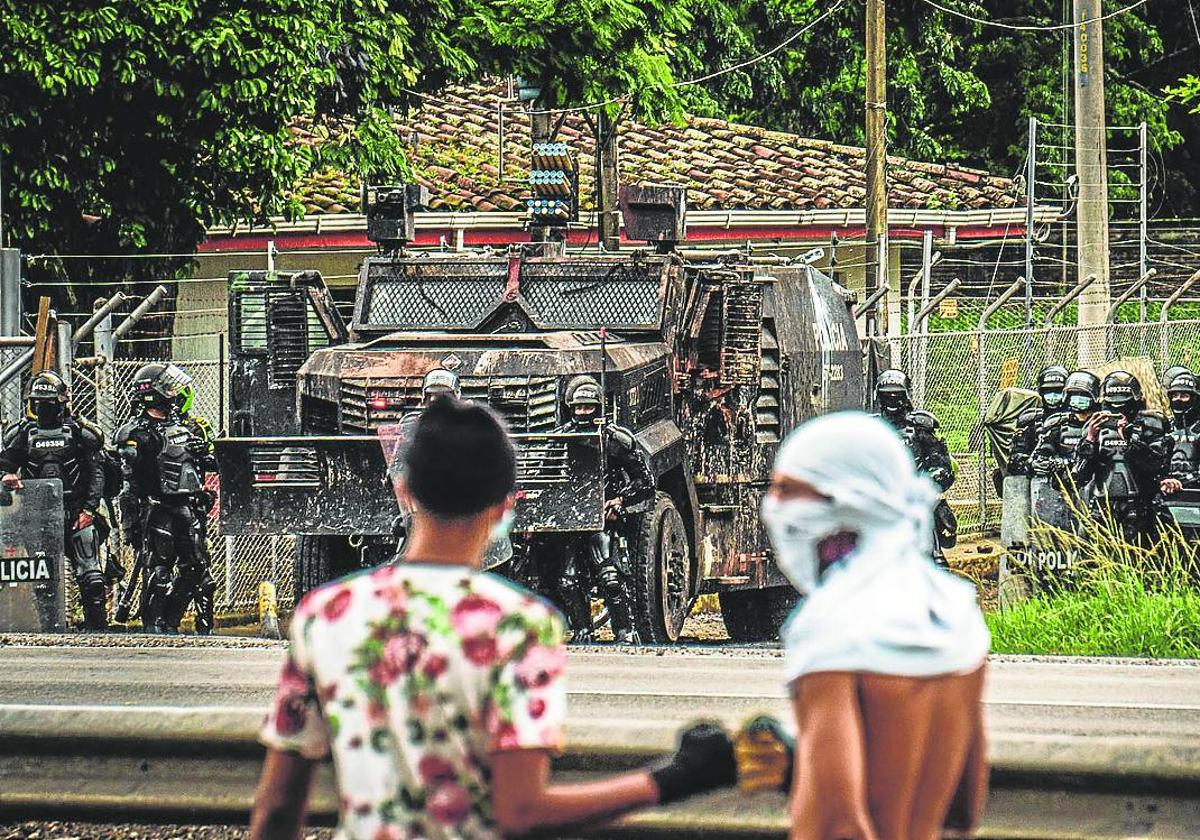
left=292, top=81, right=1020, bottom=216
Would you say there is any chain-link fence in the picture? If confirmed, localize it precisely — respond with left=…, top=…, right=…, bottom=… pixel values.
left=0, top=353, right=295, bottom=624
left=890, top=317, right=1200, bottom=537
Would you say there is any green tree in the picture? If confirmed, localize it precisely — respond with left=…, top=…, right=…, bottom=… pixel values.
left=0, top=0, right=712, bottom=314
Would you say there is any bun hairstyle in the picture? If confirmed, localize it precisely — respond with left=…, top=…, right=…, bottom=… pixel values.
left=405, top=396, right=517, bottom=517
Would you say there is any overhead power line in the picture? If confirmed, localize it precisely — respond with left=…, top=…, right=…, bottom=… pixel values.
left=407, top=0, right=850, bottom=117
left=918, top=0, right=1152, bottom=32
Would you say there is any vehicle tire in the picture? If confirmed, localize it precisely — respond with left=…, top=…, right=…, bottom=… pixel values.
left=293, top=535, right=357, bottom=604
left=719, top=587, right=799, bottom=643
left=627, top=492, right=693, bottom=643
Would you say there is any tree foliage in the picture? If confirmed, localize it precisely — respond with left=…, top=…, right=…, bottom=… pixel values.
left=2, top=0, right=1198, bottom=311
left=677, top=0, right=1200, bottom=214
left=0, top=0, right=711, bottom=308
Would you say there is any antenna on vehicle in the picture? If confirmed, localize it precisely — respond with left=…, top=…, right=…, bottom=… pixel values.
left=599, top=327, right=610, bottom=428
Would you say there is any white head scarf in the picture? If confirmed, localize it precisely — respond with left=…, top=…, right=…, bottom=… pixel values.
left=765, top=411, right=989, bottom=681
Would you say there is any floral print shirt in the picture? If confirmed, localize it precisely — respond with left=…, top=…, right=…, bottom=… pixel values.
left=260, top=563, right=568, bottom=840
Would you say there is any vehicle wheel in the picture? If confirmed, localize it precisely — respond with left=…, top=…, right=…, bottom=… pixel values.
left=293, top=535, right=357, bottom=603
left=628, top=492, right=693, bottom=643
left=719, top=587, right=799, bottom=643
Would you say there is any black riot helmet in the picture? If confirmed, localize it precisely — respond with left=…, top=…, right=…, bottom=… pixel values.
left=874, top=369, right=911, bottom=419
left=131, top=362, right=190, bottom=417
left=1166, top=368, right=1200, bottom=426
left=1063, top=370, right=1101, bottom=414
left=1100, top=370, right=1144, bottom=417
left=1163, top=365, right=1191, bottom=390
left=565, top=375, right=602, bottom=427
left=1036, top=365, right=1069, bottom=410
left=26, top=370, right=69, bottom=428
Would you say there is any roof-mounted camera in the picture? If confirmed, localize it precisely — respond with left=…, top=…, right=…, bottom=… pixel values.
left=362, top=183, right=430, bottom=250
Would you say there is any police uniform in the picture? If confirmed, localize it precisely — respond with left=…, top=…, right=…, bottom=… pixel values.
left=554, top=376, right=654, bottom=644
left=1072, top=372, right=1172, bottom=544
left=1164, top=369, right=1200, bottom=490
left=0, top=373, right=109, bottom=630
left=874, top=370, right=956, bottom=561
left=117, top=364, right=214, bottom=634
left=1009, top=366, right=1069, bottom=477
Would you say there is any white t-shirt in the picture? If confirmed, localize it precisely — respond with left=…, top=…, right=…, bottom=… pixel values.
left=261, top=564, right=568, bottom=840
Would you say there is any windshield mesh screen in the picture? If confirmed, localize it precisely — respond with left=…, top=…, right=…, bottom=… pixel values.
left=361, top=258, right=663, bottom=329
left=365, top=262, right=507, bottom=328
left=520, top=261, right=661, bottom=326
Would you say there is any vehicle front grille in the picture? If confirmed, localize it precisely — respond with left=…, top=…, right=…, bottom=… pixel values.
left=249, top=444, right=321, bottom=489
left=516, top=438, right=571, bottom=484
left=340, top=376, right=560, bottom=432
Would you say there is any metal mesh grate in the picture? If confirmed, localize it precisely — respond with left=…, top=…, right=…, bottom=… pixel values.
left=517, top=439, right=571, bottom=484
left=520, top=260, right=662, bottom=326
left=362, top=261, right=507, bottom=328
left=340, top=375, right=560, bottom=433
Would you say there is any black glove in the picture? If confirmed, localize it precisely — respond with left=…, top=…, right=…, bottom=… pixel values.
left=649, top=721, right=737, bottom=804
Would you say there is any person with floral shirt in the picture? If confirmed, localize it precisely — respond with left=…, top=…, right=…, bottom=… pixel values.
left=251, top=398, right=737, bottom=840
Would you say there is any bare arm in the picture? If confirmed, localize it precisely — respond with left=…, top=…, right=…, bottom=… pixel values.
left=489, top=748, right=659, bottom=836
left=249, top=748, right=318, bottom=840
left=789, top=673, right=877, bottom=840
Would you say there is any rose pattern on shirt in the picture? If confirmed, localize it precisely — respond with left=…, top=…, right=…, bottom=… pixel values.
left=261, top=564, right=567, bottom=840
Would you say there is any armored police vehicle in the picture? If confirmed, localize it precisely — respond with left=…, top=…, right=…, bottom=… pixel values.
left=217, top=185, right=863, bottom=641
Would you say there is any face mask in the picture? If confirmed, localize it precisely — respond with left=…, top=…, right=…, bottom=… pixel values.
left=1043, top=391, right=1065, bottom=408
left=879, top=396, right=907, bottom=414
left=489, top=509, right=516, bottom=544
left=33, top=401, right=62, bottom=427
left=1068, top=394, right=1092, bottom=412
left=761, top=496, right=856, bottom=594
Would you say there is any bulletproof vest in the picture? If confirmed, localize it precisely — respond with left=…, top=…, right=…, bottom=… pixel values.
left=1094, top=421, right=1137, bottom=501
left=1056, top=417, right=1086, bottom=456
left=25, top=423, right=82, bottom=492
left=154, top=422, right=204, bottom=497
left=1169, top=426, right=1200, bottom=477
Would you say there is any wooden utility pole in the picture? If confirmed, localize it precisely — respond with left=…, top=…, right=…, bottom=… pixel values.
left=596, top=110, right=620, bottom=251
left=1073, top=0, right=1111, bottom=364
left=864, top=0, right=888, bottom=337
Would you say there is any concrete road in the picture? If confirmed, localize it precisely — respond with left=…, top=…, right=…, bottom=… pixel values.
left=2, top=643, right=1199, bottom=753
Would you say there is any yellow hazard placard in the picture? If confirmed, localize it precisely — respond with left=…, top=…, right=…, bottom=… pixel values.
left=999, top=358, right=1019, bottom=390
left=938, top=298, right=959, bottom=319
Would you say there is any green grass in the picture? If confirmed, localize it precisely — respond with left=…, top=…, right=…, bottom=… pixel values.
left=987, top=575, right=1200, bottom=658
left=987, top=499, right=1200, bottom=658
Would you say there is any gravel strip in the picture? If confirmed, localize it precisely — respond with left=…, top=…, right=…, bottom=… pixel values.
left=0, top=633, right=286, bottom=649
left=0, top=823, right=330, bottom=840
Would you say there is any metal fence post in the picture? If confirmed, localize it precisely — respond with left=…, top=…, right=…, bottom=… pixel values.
left=1159, top=269, right=1200, bottom=372
left=93, top=303, right=115, bottom=432
left=1024, top=117, right=1037, bottom=371
left=0, top=248, right=21, bottom=426
left=56, top=322, right=73, bottom=388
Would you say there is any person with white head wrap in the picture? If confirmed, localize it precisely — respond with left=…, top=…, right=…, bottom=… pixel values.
left=759, top=411, right=990, bottom=839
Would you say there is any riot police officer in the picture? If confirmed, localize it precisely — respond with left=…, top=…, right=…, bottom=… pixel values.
left=170, top=368, right=220, bottom=630
left=1030, top=370, right=1099, bottom=483
left=556, top=376, right=654, bottom=644
left=873, top=370, right=957, bottom=561
left=0, top=371, right=109, bottom=630
left=116, top=363, right=214, bottom=634
left=1073, top=371, right=1171, bottom=543
left=1009, top=365, right=1069, bottom=476
left=1160, top=367, right=1200, bottom=496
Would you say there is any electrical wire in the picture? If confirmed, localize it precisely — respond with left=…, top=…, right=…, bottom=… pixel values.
left=918, top=0, right=1152, bottom=32
left=406, top=0, right=849, bottom=117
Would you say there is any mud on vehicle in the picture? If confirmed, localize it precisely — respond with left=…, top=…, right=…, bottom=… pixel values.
left=217, top=186, right=863, bottom=642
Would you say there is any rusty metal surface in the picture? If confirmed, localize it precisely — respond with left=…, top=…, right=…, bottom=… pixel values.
left=221, top=248, right=866, bottom=618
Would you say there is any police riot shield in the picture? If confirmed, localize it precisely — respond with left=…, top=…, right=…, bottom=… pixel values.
left=999, top=475, right=1031, bottom=549
left=0, top=478, right=66, bottom=632
left=1031, top=476, right=1074, bottom=530
left=1022, top=476, right=1081, bottom=582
